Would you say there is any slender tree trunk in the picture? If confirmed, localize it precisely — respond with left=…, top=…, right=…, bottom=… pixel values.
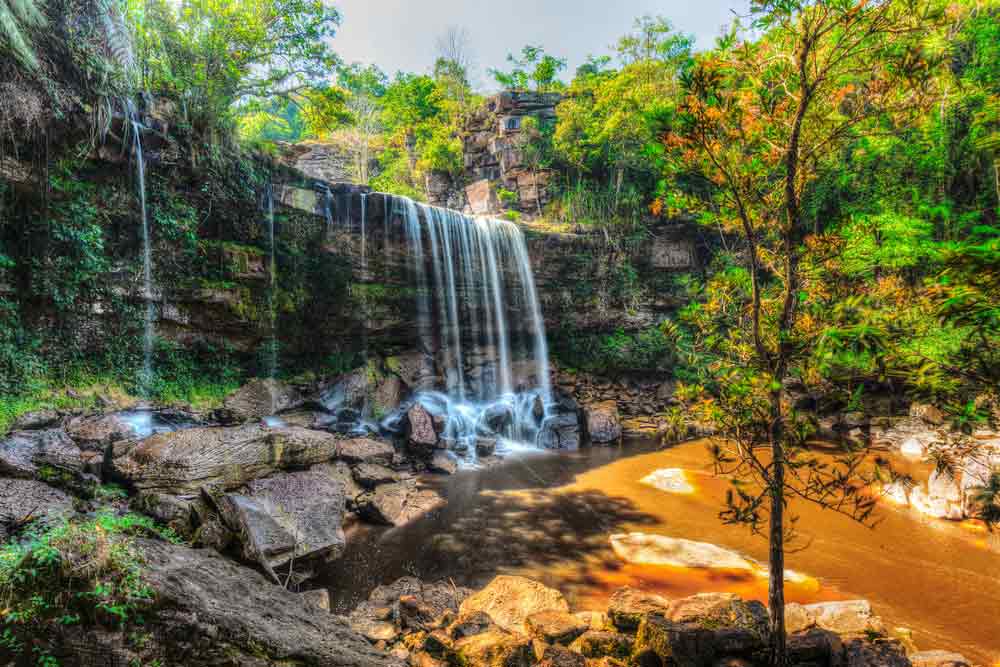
left=769, top=387, right=787, bottom=667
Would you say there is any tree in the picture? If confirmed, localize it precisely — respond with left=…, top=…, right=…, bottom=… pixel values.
left=0, top=0, right=47, bottom=71
left=490, top=45, right=567, bottom=92
left=666, top=1, right=944, bottom=663
left=346, top=91, right=381, bottom=184
left=615, top=15, right=694, bottom=69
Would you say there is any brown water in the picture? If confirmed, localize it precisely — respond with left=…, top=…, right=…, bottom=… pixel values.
left=321, top=439, right=1000, bottom=666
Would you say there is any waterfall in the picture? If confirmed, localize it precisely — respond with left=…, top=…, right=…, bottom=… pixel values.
left=264, top=184, right=278, bottom=389
left=393, top=195, right=551, bottom=461
left=129, top=107, right=155, bottom=397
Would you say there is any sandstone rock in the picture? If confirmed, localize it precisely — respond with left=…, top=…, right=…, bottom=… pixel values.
left=218, top=378, right=302, bottom=423
left=358, top=481, right=446, bottom=527
left=609, top=533, right=757, bottom=572
left=134, top=492, right=199, bottom=536
left=802, top=600, right=885, bottom=636
left=115, top=425, right=343, bottom=494
left=909, top=403, right=945, bottom=426
left=607, top=587, right=672, bottom=631
left=353, top=463, right=399, bottom=488
left=429, top=451, right=458, bottom=475
left=526, top=610, right=589, bottom=645
left=586, top=401, right=621, bottom=444
left=574, top=611, right=609, bottom=631
left=405, top=403, right=439, bottom=454
left=218, top=469, right=347, bottom=574
left=667, top=593, right=768, bottom=640
left=459, top=576, right=569, bottom=635
left=315, top=461, right=366, bottom=508
left=569, top=630, right=633, bottom=659
left=301, top=588, right=332, bottom=612
left=0, top=428, right=86, bottom=480
left=537, top=645, right=586, bottom=667
left=12, top=409, right=61, bottom=430
left=453, top=628, right=533, bottom=667
left=785, top=603, right=814, bottom=634
left=450, top=611, right=496, bottom=639
left=339, top=438, right=396, bottom=465
left=65, top=414, right=133, bottom=450
left=844, top=639, right=910, bottom=667
left=787, top=629, right=844, bottom=667
left=0, top=478, right=75, bottom=540
left=385, top=351, right=437, bottom=392
left=909, top=650, right=971, bottom=667
left=538, top=412, right=581, bottom=450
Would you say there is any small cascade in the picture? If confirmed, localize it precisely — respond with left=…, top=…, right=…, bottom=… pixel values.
left=263, top=184, right=279, bottom=409
left=128, top=104, right=155, bottom=397
left=393, top=195, right=552, bottom=461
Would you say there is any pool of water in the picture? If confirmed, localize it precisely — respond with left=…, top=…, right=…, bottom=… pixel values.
left=319, top=438, right=1000, bottom=665
left=117, top=409, right=196, bottom=439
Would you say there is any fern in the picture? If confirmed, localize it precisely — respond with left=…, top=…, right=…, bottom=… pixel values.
left=97, top=0, right=135, bottom=79
left=0, top=0, right=47, bottom=71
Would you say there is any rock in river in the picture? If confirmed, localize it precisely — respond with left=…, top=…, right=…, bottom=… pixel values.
left=459, top=575, right=569, bottom=635
left=357, top=480, right=446, bottom=527
left=610, top=533, right=758, bottom=572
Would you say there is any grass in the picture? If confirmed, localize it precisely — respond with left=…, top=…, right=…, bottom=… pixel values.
left=0, top=511, right=181, bottom=663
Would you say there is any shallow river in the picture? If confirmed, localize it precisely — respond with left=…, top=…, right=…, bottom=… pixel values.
left=321, top=439, right=1000, bottom=665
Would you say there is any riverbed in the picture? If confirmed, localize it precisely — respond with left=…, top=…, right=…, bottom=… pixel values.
left=321, top=438, right=1000, bottom=665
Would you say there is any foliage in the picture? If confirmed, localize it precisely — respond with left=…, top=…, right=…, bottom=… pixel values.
left=0, top=512, right=179, bottom=662
left=0, top=0, right=46, bottom=70
left=490, top=45, right=567, bottom=92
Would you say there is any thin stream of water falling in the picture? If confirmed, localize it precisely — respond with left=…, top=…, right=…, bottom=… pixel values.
left=129, top=108, right=155, bottom=397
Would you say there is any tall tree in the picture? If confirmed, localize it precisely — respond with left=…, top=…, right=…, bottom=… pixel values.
left=666, top=1, right=944, bottom=663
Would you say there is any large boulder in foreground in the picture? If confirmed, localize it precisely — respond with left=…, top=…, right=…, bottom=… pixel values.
left=458, top=575, right=569, bottom=635
left=114, top=425, right=345, bottom=494
left=217, top=378, right=303, bottom=424
left=217, top=469, right=347, bottom=576
left=0, top=428, right=87, bottom=480
left=125, top=538, right=392, bottom=666
left=585, top=401, right=622, bottom=444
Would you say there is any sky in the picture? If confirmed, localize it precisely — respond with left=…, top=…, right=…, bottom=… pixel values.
left=329, top=0, right=748, bottom=87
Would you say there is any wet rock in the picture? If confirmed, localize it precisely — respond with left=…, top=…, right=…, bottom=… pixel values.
left=476, top=438, right=497, bottom=457
left=538, top=412, right=581, bottom=450
left=483, top=404, right=514, bottom=432
left=585, top=401, right=621, bottom=444
left=787, top=628, right=844, bottom=667
left=192, top=514, right=234, bottom=552
left=405, top=403, right=439, bottom=455
left=134, top=492, right=199, bottom=536
left=0, top=428, right=86, bottom=480
left=115, top=425, right=343, bottom=494
left=429, top=451, right=458, bottom=475
left=217, top=378, right=303, bottom=424
left=569, top=630, right=633, bottom=659
left=525, top=610, right=589, bottom=645
left=350, top=577, right=472, bottom=647
left=607, top=587, right=671, bottom=632
left=533, top=395, right=545, bottom=422
left=65, top=414, right=133, bottom=450
left=12, top=409, right=61, bottom=431
left=128, top=538, right=390, bottom=666
left=217, top=469, right=346, bottom=575
left=0, top=478, right=75, bottom=540
left=353, top=463, right=399, bottom=488
left=459, top=575, right=569, bottom=634
left=909, top=651, right=971, bottom=667
left=386, top=351, right=437, bottom=391
left=358, top=481, right=446, bottom=527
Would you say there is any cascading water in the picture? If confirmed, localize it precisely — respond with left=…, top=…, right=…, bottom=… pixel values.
left=394, top=195, right=552, bottom=461
left=128, top=105, right=155, bottom=397
left=263, top=184, right=280, bottom=419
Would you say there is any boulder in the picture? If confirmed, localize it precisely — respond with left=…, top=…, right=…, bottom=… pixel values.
left=429, top=451, right=459, bottom=475
left=405, top=403, right=439, bottom=454
left=301, top=588, right=332, bottom=612
left=217, top=469, right=347, bottom=575
left=537, top=645, right=586, bottom=667
left=459, top=575, right=569, bottom=635
left=476, top=438, right=497, bottom=457
left=350, top=577, right=472, bottom=644
left=609, top=533, right=757, bottom=572
left=909, top=403, right=945, bottom=426
left=126, top=538, right=391, bottom=666
left=0, top=428, right=86, bottom=480
left=358, top=481, right=446, bottom=527
left=909, top=651, right=971, bottom=667
left=787, top=629, right=844, bottom=667
left=338, top=438, right=396, bottom=465
left=641, top=469, right=695, bottom=495
left=844, top=639, right=910, bottom=667
left=800, top=600, right=885, bottom=636
left=12, top=409, right=61, bottom=430
left=568, top=630, right=633, bottom=659
left=483, top=404, right=514, bottom=432
left=353, top=463, right=399, bottom=489
left=0, top=478, right=75, bottom=540
left=449, top=611, right=496, bottom=640
left=452, top=629, right=534, bottom=667
left=315, top=461, right=366, bottom=508
left=585, top=401, right=621, bottom=444
left=114, top=425, right=343, bottom=494
left=65, top=414, right=133, bottom=450
left=218, top=378, right=302, bottom=423
left=607, top=587, right=672, bottom=631
left=525, top=610, right=589, bottom=645
left=538, top=412, right=581, bottom=451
